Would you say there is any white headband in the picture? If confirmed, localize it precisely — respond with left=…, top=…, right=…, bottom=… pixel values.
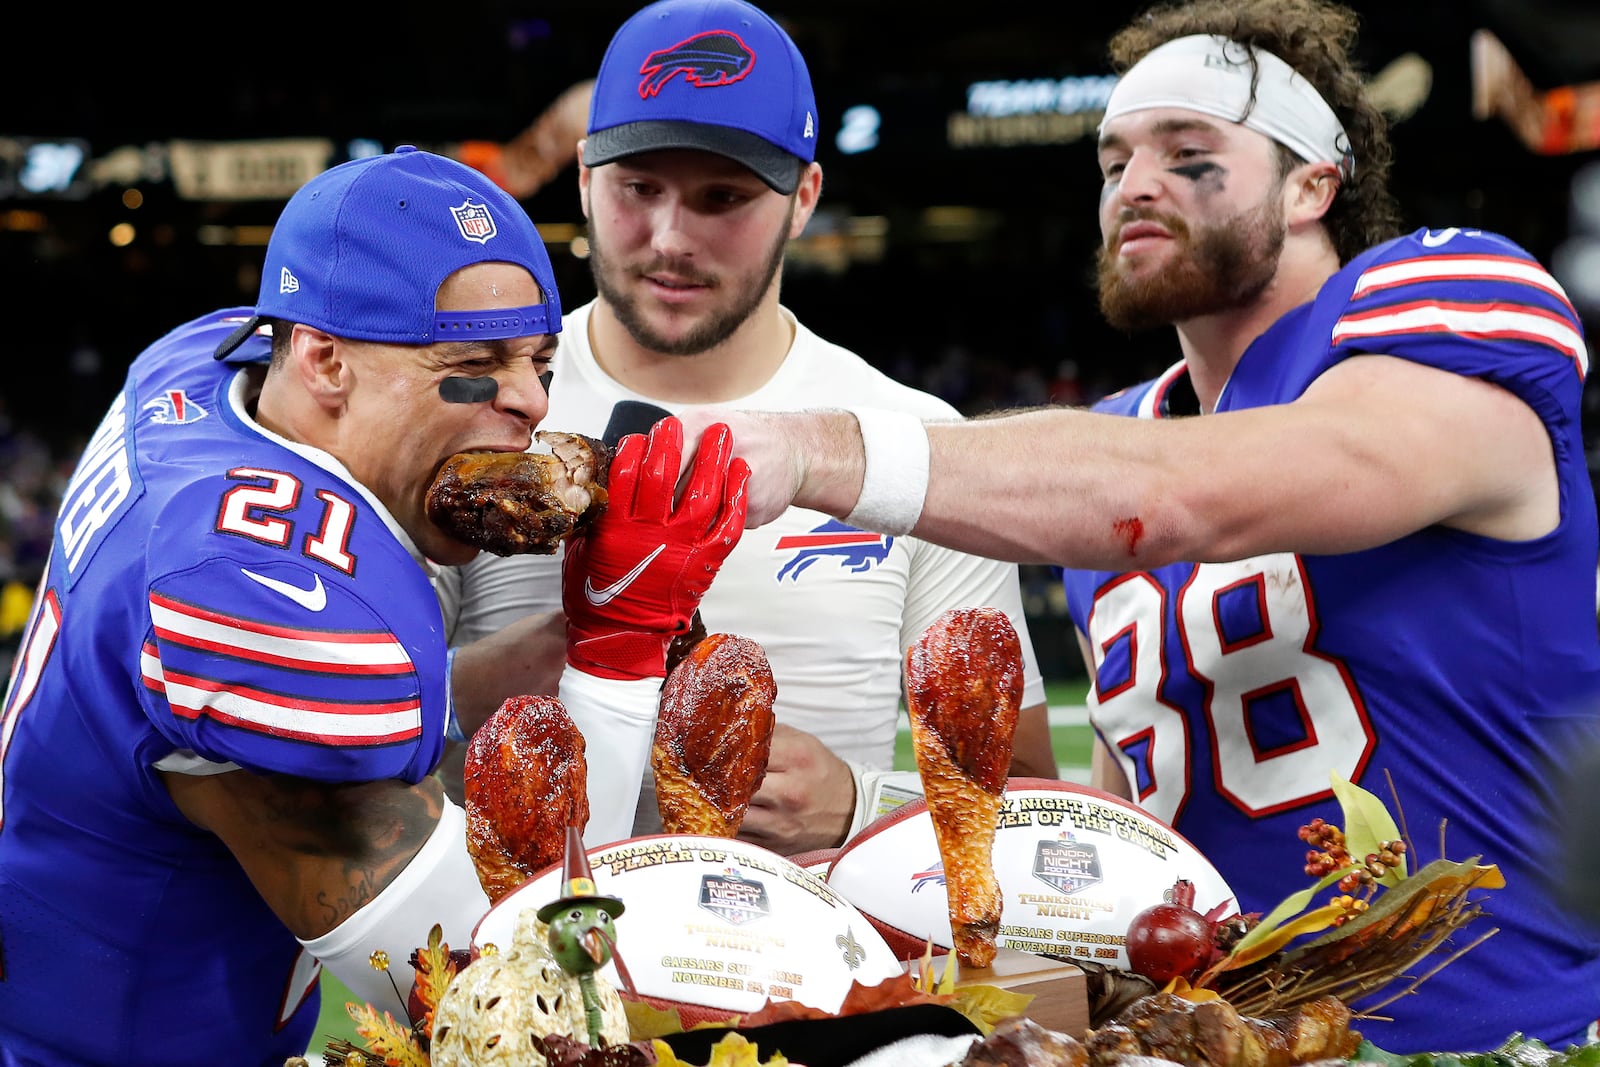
left=1100, top=34, right=1354, bottom=181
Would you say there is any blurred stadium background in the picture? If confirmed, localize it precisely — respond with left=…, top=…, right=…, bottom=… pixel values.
left=4, top=0, right=1600, bottom=681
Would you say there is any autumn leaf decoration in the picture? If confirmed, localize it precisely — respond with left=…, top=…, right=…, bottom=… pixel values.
left=650, top=1032, right=789, bottom=1067
left=324, top=923, right=464, bottom=1067
left=341, top=1001, right=430, bottom=1067
left=1171, top=771, right=1505, bottom=1017
left=409, top=923, right=463, bottom=1041
left=626, top=938, right=1034, bottom=1043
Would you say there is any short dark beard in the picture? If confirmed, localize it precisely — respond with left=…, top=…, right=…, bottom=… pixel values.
left=1096, top=191, right=1286, bottom=332
left=587, top=206, right=793, bottom=356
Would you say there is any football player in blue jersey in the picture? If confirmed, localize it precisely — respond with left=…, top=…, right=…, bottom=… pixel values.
left=0, top=146, right=747, bottom=1066
left=671, top=0, right=1600, bottom=1052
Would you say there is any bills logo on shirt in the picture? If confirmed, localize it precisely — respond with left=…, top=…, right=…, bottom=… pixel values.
left=774, top=519, right=893, bottom=581
left=143, top=389, right=208, bottom=425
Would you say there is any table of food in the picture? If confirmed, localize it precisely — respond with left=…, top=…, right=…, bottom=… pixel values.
left=298, top=606, right=1590, bottom=1067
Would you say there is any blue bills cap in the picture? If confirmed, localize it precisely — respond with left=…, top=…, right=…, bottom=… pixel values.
left=583, top=0, right=817, bottom=194
left=215, top=145, right=562, bottom=362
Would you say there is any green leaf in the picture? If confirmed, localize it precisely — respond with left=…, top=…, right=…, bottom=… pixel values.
left=1331, top=771, right=1407, bottom=886
left=1350, top=1034, right=1600, bottom=1067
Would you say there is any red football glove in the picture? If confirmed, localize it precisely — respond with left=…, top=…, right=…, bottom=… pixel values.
left=563, top=418, right=749, bottom=680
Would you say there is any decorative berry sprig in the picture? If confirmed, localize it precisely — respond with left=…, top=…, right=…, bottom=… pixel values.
left=1298, top=816, right=1408, bottom=898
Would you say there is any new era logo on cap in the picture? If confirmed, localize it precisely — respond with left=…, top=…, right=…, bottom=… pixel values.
left=279, top=267, right=299, bottom=294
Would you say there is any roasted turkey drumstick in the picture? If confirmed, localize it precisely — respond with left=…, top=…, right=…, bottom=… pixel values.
left=463, top=694, right=589, bottom=904
left=653, top=633, right=777, bottom=838
left=905, top=606, right=1023, bottom=968
left=425, top=430, right=609, bottom=556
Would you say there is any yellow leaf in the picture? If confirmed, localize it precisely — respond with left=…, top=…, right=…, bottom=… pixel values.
left=950, top=984, right=1034, bottom=1035
left=410, top=923, right=459, bottom=1039
left=1475, top=863, right=1506, bottom=889
left=649, top=1032, right=789, bottom=1067
left=1284, top=858, right=1504, bottom=962
left=343, top=1001, right=429, bottom=1067
left=936, top=950, right=958, bottom=997
left=1228, top=866, right=1355, bottom=957
left=1216, top=904, right=1348, bottom=969
left=626, top=998, right=696, bottom=1040
left=1162, top=977, right=1224, bottom=1003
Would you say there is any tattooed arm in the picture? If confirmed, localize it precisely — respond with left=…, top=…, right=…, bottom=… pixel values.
left=163, top=768, right=489, bottom=1012
left=163, top=769, right=446, bottom=939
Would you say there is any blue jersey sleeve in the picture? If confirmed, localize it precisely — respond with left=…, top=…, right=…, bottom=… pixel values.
left=1326, top=227, right=1588, bottom=435
left=138, top=477, right=446, bottom=784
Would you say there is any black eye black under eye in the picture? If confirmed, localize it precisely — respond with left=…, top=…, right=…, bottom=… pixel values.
left=1171, top=162, right=1225, bottom=182
left=439, top=376, right=499, bottom=404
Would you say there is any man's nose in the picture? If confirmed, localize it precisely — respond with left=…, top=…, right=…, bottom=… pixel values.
left=495, top=359, right=551, bottom=426
left=1115, top=151, right=1167, bottom=204
left=649, top=198, right=696, bottom=259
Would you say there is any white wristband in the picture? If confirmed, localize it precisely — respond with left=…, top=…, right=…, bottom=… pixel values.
left=844, top=408, right=930, bottom=536
left=558, top=666, right=663, bottom=849
left=844, top=761, right=926, bottom=842
left=299, top=798, right=490, bottom=1018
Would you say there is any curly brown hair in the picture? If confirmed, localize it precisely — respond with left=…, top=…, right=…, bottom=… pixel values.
left=1108, top=0, right=1403, bottom=263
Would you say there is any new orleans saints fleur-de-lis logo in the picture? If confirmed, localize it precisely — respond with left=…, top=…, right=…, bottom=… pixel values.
left=835, top=926, right=867, bottom=970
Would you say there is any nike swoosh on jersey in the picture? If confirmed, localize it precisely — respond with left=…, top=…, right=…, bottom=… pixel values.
left=584, top=544, right=666, bottom=606
left=240, top=568, right=328, bottom=611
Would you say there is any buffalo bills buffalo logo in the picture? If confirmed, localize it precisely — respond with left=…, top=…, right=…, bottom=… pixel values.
left=774, top=519, right=894, bottom=581
left=911, top=858, right=946, bottom=893
left=638, top=30, right=755, bottom=97
left=143, top=389, right=208, bottom=425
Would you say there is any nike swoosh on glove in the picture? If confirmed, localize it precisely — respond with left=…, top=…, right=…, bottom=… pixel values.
left=562, top=417, right=749, bottom=680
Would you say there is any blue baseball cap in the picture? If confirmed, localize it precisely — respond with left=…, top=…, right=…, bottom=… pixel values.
left=214, top=145, right=562, bottom=362
left=583, top=0, right=817, bottom=194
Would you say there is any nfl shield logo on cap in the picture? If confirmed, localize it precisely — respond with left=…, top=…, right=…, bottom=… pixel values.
left=450, top=200, right=498, bottom=244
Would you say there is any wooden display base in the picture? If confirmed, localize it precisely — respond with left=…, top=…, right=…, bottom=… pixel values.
left=903, top=947, right=1090, bottom=1038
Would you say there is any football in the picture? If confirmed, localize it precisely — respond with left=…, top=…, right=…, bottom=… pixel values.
left=824, top=778, right=1237, bottom=968
left=474, top=834, right=903, bottom=1023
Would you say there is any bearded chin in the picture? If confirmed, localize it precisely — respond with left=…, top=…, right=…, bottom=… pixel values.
left=1097, top=201, right=1286, bottom=332
left=587, top=209, right=792, bottom=357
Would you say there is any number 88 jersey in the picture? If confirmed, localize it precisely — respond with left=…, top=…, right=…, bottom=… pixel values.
left=1061, top=227, right=1600, bottom=1054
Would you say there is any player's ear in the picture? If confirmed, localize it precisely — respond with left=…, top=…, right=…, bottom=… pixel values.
left=1286, top=162, right=1339, bottom=226
left=789, top=162, right=823, bottom=239
left=288, top=325, right=350, bottom=409
left=577, top=140, right=593, bottom=219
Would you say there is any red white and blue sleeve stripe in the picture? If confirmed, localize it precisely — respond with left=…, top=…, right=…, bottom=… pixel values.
left=1332, top=252, right=1588, bottom=379
left=143, top=591, right=421, bottom=749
